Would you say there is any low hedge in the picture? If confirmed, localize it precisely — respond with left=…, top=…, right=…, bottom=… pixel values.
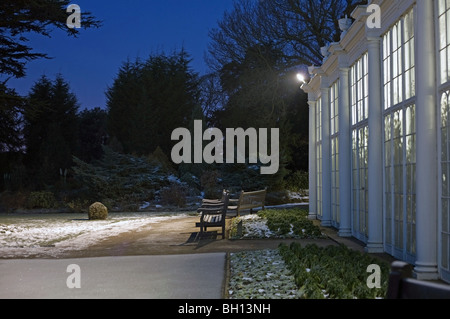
left=279, top=243, right=390, bottom=299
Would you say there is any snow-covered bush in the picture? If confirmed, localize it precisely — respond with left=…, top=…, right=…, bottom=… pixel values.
left=230, top=208, right=324, bottom=239
left=72, top=147, right=172, bottom=205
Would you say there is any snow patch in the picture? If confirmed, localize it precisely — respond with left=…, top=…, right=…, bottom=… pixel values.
left=0, top=213, right=187, bottom=258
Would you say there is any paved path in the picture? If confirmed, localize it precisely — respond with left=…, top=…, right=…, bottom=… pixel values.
left=0, top=253, right=226, bottom=299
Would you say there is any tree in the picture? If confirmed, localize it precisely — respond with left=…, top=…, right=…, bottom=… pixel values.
left=0, top=0, right=101, bottom=79
left=0, top=1, right=100, bottom=191
left=106, top=50, right=201, bottom=157
left=0, top=82, right=26, bottom=191
left=0, top=82, right=23, bottom=152
left=204, top=0, right=354, bottom=184
left=207, top=0, right=367, bottom=69
left=24, top=74, right=79, bottom=187
left=77, top=107, right=108, bottom=163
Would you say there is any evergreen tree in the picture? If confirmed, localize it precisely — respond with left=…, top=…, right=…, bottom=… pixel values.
left=0, top=0, right=101, bottom=79
left=0, top=83, right=25, bottom=191
left=106, top=50, right=200, bottom=157
left=24, top=74, right=79, bottom=187
left=0, top=82, right=23, bottom=152
left=0, top=1, right=100, bottom=190
left=77, top=107, right=108, bottom=163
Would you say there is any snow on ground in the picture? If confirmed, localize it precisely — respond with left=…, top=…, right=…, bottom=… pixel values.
left=228, top=249, right=300, bottom=299
left=233, top=214, right=299, bottom=239
left=0, top=213, right=188, bottom=258
left=236, top=214, right=279, bottom=239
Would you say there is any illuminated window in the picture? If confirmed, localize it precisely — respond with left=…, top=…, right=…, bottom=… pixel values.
left=439, top=0, right=450, bottom=84
left=316, top=97, right=323, bottom=219
left=352, top=127, right=368, bottom=240
left=441, top=90, right=450, bottom=275
left=330, top=81, right=340, bottom=226
left=383, top=8, right=415, bottom=109
left=350, top=54, right=369, bottom=125
left=382, top=7, right=416, bottom=261
left=350, top=55, right=369, bottom=241
left=384, top=106, right=416, bottom=259
left=330, top=81, right=339, bottom=136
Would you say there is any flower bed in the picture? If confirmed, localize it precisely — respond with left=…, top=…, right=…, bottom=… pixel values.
left=229, top=208, right=325, bottom=239
left=228, top=249, right=300, bottom=299
left=228, top=244, right=390, bottom=299
left=278, top=243, right=390, bottom=299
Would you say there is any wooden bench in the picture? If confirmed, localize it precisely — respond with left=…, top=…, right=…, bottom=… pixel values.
left=196, top=190, right=229, bottom=239
left=228, top=189, right=266, bottom=216
left=387, top=261, right=450, bottom=299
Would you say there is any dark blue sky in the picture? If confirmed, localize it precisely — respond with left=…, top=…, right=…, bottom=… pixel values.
left=6, top=0, right=235, bottom=110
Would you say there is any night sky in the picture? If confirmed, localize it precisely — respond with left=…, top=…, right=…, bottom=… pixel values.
left=6, top=0, right=235, bottom=111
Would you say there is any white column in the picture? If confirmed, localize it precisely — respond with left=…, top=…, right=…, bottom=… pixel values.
left=414, top=0, right=439, bottom=280
left=338, top=63, right=352, bottom=237
left=366, top=33, right=384, bottom=253
left=321, top=80, right=332, bottom=227
left=308, top=98, right=317, bottom=220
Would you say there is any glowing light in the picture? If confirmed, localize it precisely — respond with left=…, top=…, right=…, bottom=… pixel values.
left=296, top=73, right=305, bottom=83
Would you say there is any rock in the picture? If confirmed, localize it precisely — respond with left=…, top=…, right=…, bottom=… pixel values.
left=88, top=202, right=108, bottom=220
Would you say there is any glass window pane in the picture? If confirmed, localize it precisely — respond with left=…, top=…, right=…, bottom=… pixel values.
left=410, top=39, right=415, bottom=67
left=440, top=0, right=447, bottom=16
left=404, top=11, right=413, bottom=41
left=443, top=234, right=449, bottom=269
left=444, top=163, right=449, bottom=196
left=444, top=202, right=449, bottom=233
left=447, top=10, right=450, bottom=45
left=441, top=15, right=447, bottom=49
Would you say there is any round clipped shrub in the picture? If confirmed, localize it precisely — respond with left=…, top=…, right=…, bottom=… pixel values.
left=88, top=202, right=108, bottom=220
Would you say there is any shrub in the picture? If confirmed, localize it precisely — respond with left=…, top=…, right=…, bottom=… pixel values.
left=160, top=183, right=187, bottom=207
left=66, top=198, right=91, bottom=213
left=285, top=171, right=309, bottom=192
left=72, top=147, right=171, bottom=204
left=27, top=191, right=57, bottom=209
left=229, top=208, right=324, bottom=239
left=258, top=209, right=323, bottom=238
left=88, top=202, right=108, bottom=220
left=278, top=243, right=390, bottom=299
left=200, top=170, right=222, bottom=199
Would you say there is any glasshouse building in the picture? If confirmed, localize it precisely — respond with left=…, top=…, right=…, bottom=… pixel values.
left=302, top=0, right=450, bottom=283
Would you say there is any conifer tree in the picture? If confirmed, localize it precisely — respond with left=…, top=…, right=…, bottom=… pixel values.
left=106, top=51, right=200, bottom=157
left=24, top=74, right=79, bottom=187
left=0, top=0, right=100, bottom=79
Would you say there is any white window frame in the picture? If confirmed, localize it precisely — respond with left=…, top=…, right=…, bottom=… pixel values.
left=350, top=54, right=369, bottom=242
left=382, top=7, right=416, bottom=263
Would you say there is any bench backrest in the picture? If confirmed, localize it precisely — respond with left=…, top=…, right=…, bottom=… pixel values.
left=221, top=191, right=230, bottom=215
left=387, top=261, right=450, bottom=299
left=238, top=189, right=266, bottom=210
